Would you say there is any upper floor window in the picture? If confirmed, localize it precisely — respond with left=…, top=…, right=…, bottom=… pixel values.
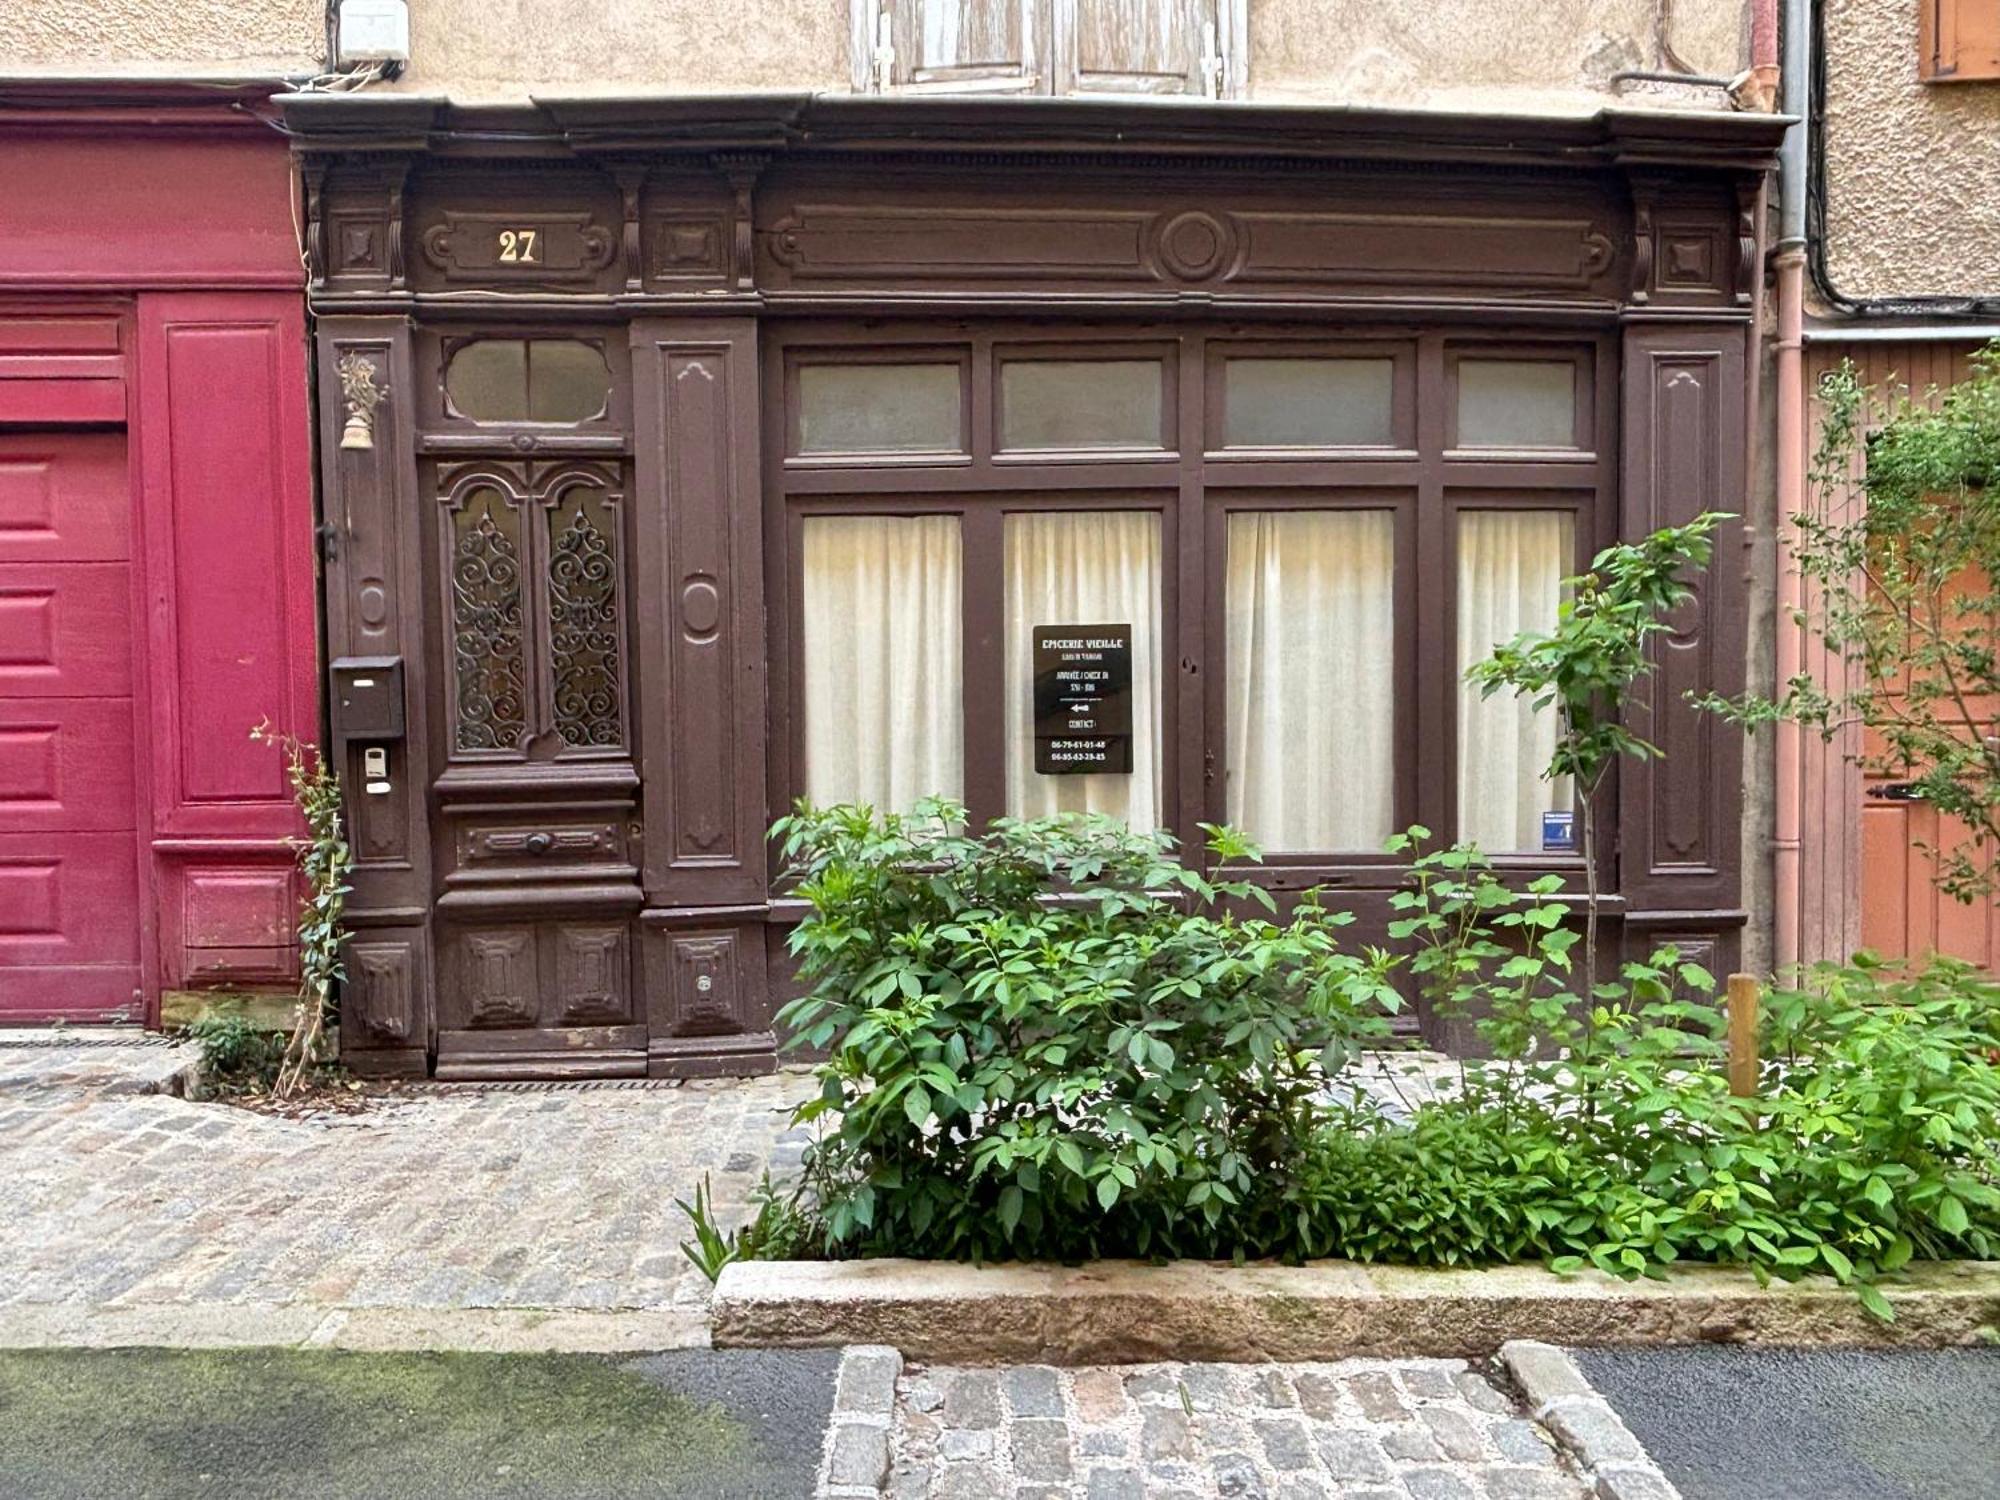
left=855, top=0, right=1241, bottom=97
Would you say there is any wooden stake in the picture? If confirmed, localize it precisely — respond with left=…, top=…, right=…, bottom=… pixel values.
left=1727, top=972, right=1761, bottom=1098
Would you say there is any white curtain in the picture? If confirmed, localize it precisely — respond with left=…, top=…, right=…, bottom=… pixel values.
left=1457, top=510, right=1574, bottom=852
left=802, top=515, right=963, bottom=812
left=1004, top=511, right=1162, bottom=831
left=1225, top=510, right=1396, bottom=852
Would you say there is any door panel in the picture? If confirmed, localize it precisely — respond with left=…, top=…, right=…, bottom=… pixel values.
left=0, top=699, right=134, bottom=834
left=0, top=431, right=140, bottom=1022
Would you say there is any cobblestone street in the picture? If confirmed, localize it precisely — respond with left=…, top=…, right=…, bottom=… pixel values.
left=880, top=1359, right=1588, bottom=1500
left=0, top=1037, right=812, bottom=1348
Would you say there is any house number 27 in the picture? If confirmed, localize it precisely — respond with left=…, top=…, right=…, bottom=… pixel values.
left=496, top=228, right=541, bottom=264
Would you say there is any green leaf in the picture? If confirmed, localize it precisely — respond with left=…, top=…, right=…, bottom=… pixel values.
left=1096, top=1174, right=1121, bottom=1212
left=903, top=1086, right=932, bottom=1129
left=1936, top=1196, right=1971, bottom=1236
left=1856, top=1282, right=1896, bottom=1323
left=998, top=1185, right=1023, bottom=1238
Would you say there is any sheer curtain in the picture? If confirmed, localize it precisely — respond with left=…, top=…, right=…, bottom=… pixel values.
left=1457, top=510, right=1574, bottom=852
left=1004, top=511, right=1162, bottom=831
left=1226, top=510, right=1396, bottom=852
left=802, top=514, right=963, bottom=812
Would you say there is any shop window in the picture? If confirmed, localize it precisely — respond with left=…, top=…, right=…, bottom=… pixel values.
left=1004, top=511, right=1163, bottom=830
left=801, top=514, right=964, bottom=810
left=862, top=0, right=1237, bottom=97
left=1225, top=510, right=1396, bottom=851
left=797, top=363, right=963, bottom=455
left=444, top=339, right=611, bottom=424
left=1000, top=359, right=1164, bottom=451
left=1921, top=0, right=2000, bottom=80
left=1221, top=358, right=1395, bottom=449
left=1456, top=510, right=1575, bottom=853
left=1455, top=359, right=1577, bottom=449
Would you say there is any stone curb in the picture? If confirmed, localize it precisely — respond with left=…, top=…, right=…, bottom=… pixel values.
left=0, top=1302, right=711, bottom=1354
left=1499, top=1341, right=1680, bottom=1500
left=712, top=1257, right=2000, bottom=1363
left=815, top=1344, right=902, bottom=1498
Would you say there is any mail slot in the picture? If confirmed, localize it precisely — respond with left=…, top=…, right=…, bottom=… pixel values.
left=330, top=655, right=405, bottom=739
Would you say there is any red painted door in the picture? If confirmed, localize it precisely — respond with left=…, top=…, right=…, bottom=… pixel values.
left=0, top=431, right=141, bottom=1020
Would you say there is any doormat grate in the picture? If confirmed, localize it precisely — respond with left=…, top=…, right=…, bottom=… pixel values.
left=0, top=1032, right=180, bottom=1050
left=406, top=1078, right=692, bottom=1094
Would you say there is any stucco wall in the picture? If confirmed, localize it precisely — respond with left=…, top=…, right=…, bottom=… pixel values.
left=1821, top=0, right=2000, bottom=300
left=1251, top=0, right=1744, bottom=112
left=390, top=0, right=848, bottom=98
left=0, top=0, right=322, bottom=76
left=388, top=0, right=1745, bottom=109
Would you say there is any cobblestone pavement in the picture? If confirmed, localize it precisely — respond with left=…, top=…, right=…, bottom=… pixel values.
left=0, top=1048, right=812, bottom=1342
left=883, top=1359, right=1589, bottom=1500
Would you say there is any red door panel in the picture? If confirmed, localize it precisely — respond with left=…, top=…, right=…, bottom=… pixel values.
left=0, top=698, right=135, bottom=834
left=0, top=563, right=132, bottom=698
left=0, top=430, right=139, bottom=1022
left=0, top=433, right=130, bottom=563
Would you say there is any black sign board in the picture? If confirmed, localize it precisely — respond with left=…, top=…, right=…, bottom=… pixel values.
left=1032, top=624, right=1133, bottom=774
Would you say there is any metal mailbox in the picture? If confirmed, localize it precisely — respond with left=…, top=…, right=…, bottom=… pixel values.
left=330, top=655, right=406, bottom=739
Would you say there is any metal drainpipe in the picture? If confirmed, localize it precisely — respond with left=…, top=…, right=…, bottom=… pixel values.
left=1772, top=0, right=1809, bottom=975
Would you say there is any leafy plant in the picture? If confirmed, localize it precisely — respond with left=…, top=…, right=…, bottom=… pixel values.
left=185, top=1004, right=287, bottom=1093
left=677, top=1172, right=826, bottom=1283
left=1703, top=350, right=2000, bottom=901
left=770, top=800, right=1400, bottom=1261
left=250, top=722, right=353, bottom=1099
left=1465, top=514, right=1725, bottom=999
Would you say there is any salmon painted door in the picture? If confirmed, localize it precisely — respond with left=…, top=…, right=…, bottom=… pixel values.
left=0, top=431, right=141, bottom=1020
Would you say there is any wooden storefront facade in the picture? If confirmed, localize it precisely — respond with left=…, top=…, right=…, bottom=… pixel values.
left=286, top=95, right=1784, bottom=1079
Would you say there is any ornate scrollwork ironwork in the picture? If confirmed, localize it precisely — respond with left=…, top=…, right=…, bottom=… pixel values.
left=449, top=496, right=527, bottom=751
left=547, top=497, right=622, bottom=748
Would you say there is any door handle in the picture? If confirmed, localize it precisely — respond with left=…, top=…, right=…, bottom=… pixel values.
left=1866, top=781, right=1925, bottom=802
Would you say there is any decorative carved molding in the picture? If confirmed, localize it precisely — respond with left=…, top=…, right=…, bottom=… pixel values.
left=347, top=939, right=415, bottom=1043
left=714, top=153, right=769, bottom=291
left=420, top=210, right=616, bottom=281
left=336, top=352, right=384, bottom=451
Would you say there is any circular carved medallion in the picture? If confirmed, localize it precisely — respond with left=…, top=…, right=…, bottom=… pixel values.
left=1149, top=210, right=1240, bottom=283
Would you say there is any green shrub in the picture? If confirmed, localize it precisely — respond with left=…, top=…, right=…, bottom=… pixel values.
left=185, top=1005, right=287, bottom=1093
left=703, top=807, right=2000, bottom=1318
left=771, top=800, right=1401, bottom=1260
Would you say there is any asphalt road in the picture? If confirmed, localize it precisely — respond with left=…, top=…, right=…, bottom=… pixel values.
left=0, top=1346, right=839, bottom=1500
left=1574, top=1344, right=2000, bottom=1500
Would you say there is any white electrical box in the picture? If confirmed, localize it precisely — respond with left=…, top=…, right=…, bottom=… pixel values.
left=337, top=0, right=410, bottom=65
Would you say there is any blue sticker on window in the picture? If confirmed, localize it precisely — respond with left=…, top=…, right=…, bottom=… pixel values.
left=1541, top=810, right=1576, bottom=853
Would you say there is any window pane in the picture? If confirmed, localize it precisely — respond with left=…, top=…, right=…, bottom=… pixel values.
left=445, top=340, right=527, bottom=422
left=1000, top=360, right=1163, bottom=450
left=802, top=515, right=963, bottom=811
left=798, top=364, right=962, bottom=454
left=526, top=341, right=612, bottom=423
left=447, top=339, right=610, bottom=424
left=1456, top=360, right=1577, bottom=448
left=1226, top=511, right=1395, bottom=852
left=1004, top=511, right=1162, bottom=830
left=1457, top=511, right=1575, bottom=852
left=1222, top=358, right=1395, bottom=448
left=447, top=485, right=527, bottom=753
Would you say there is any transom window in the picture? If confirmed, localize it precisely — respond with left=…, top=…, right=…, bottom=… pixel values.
left=771, top=328, right=1607, bottom=872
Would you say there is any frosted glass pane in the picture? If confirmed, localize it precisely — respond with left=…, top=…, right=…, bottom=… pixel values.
left=1004, top=512, right=1162, bottom=830
left=445, top=340, right=527, bottom=420
left=1456, top=511, right=1575, bottom=852
left=526, top=341, right=611, bottom=423
left=801, top=515, right=963, bottom=812
left=1225, top=511, right=1396, bottom=851
left=798, top=364, right=963, bottom=454
left=1457, top=360, right=1577, bottom=448
left=1223, top=359, right=1395, bottom=447
left=1000, top=360, right=1163, bottom=450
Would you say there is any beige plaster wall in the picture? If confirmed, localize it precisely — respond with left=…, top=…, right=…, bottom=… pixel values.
left=1251, top=0, right=1745, bottom=112
left=390, top=0, right=1745, bottom=110
left=389, top=0, right=848, bottom=98
left=0, top=0, right=322, bottom=77
left=1821, top=0, right=2000, bottom=300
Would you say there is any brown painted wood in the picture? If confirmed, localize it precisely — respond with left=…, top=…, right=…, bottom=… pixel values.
left=294, top=99, right=1773, bottom=1077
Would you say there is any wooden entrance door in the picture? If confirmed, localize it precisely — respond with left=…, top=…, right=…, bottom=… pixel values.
left=0, top=430, right=141, bottom=1020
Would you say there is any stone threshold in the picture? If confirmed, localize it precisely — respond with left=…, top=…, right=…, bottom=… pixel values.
left=712, top=1257, right=2000, bottom=1363
left=0, top=1302, right=711, bottom=1354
